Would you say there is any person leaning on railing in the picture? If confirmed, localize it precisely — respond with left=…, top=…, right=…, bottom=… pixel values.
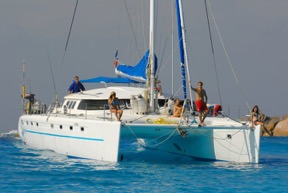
left=68, top=75, right=85, bottom=94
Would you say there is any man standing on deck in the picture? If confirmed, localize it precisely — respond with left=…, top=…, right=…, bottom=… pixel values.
left=190, top=81, right=209, bottom=126
left=68, top=75, right=85, bottom=94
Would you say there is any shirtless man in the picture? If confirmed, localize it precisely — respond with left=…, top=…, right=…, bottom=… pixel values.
left=191, top=81, right=209, bottom=126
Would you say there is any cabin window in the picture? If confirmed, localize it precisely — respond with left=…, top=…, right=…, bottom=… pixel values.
left=51, top=124, right=54, bottom=128
left=68, top=101, right=74, bottom=109
left=26, top=121, right=28, bottom=125
left=65, top=101, right=76, bottom=109
left=70, top=126, right=73, bottom=130
left=77, top=100, right=109, bottom=110
left=36, top=123, right=39, bottom=127
left=81, top=127, right=84, bottom=131
left=71, top=101, right=76, bottom=109
left=60, top=125, right=62, bottom=129
left=31, top=122, right=33, bottom=126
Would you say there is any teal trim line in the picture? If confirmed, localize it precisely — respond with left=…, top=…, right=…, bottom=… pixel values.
left=25, top=129, right=104, bottom=141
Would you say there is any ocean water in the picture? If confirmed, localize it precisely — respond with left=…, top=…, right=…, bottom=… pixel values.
left=1, top=130, right=287, bottom=193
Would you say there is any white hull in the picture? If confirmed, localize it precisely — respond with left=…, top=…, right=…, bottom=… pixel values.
left=18, top=114, right=261, bottom=163
left=18, top=115, right=122, bottom=162
left=134, top=125, right=261, bottom=163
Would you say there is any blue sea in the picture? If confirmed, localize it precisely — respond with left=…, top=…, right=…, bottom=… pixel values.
left=1, top=130, right=287, bottom=192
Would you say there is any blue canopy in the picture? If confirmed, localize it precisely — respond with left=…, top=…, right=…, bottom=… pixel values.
left=80, top=76, right=142, bottom=84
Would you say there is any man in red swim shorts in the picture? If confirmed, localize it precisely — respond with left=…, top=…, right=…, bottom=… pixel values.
left=190, top=81, right=209, bottom=126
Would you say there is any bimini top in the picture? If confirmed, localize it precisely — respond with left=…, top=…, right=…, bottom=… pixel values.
left=80, top=76, right=141, bottom=84
left=64, top=86, right=166, bottom=100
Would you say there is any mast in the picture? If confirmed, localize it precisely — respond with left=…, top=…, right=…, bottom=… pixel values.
left=149, top=0, right=155, bottom=112
left=176, top=0, right=193, bottom=101
left=171, top=0, right=174, bottom=95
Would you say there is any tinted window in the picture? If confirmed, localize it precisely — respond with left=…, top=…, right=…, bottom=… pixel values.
left=68, top=101, right=74, bottom=109
left=78, top=100, right=108, bottom=110
left=71, top=101, right=76, bottom=109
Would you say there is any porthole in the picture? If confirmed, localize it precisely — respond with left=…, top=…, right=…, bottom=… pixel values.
left=81, top=127, right=84, bottom=131
left=31, top=122, right=33, bottom=126
left=60, top=125, right=63, bottom=129
left=21, top=120, right=24, bottom=125
left=36, top=123, right=39, bottom=127
left=70, top=126, right=73, bottom=130
left=26, top=121, right=28, bottom=125
left=51, top=124, right=54, bottom=128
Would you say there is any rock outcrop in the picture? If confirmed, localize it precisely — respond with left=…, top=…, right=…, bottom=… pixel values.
left=264, top=116, right=280, bottom=136
left=282, top=114, right=288, bottom=121
left=273, top=118, right=288, bottom=136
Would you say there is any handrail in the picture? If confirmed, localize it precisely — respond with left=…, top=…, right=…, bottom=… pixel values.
left=103, top=104, right=112, bottom=121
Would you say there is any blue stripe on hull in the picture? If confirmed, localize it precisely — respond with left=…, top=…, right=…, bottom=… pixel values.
left=25, top=129, right=104, bottom=142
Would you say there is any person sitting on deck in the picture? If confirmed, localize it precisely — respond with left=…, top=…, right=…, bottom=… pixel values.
left=250, top=105, right=271, bottom=136
left=108, top=91, right=123, bottom=122
left=173, top=98, right=183, bottom=118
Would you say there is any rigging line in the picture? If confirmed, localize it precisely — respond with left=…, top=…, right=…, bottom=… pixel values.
left=155, top=2, right=166, bottom=57
left=47, top=50, right=58, bottom=103
left=158, top=3, right=172, bottom=67
left=61, top=0, right=78, bottom=67
left=156, top=36, right=168, bottom=78
left=117, top=1, right=123, bottom=50
left=161, top=36, right=184, bottom=74
left=141, top=0, right=146, bottom=51
left=171, top=0, right=175, bottom=95
left=154, top=0, right=159, bottom=53
left=124, top=0, right=141, bottom=59
left=145, top=129, right=177, bottom=147
left=169, top=86, right=183, bottom=100
left=207, top=0, right=251, bottom=112
left=124, top=123, right=177, bottom=147
left=64, top=0, right=78, bottom=53
left=204, top=0, right=222, bottom=106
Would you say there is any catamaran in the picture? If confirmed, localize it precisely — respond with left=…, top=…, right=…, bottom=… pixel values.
left=18, top=0, right=261, bottom=163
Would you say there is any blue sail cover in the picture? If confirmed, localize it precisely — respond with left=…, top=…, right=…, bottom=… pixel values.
left=176, top=0, right=187, bottom=99
left=115, top=50, right=158, bottom=83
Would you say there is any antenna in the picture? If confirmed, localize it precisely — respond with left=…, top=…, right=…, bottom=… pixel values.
left=22, top=60, right=25, bottom=80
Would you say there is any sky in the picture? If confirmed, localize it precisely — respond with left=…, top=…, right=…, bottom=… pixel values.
left=0, top=0, right=288, bottom=133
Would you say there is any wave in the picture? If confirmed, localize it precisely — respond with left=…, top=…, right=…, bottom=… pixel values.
left=0, top=130, right=19, bottom=138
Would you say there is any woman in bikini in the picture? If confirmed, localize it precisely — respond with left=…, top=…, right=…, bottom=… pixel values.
left=173, top=98, right=183, bottom=118
left=250, top=105, right=271, bottom=135
left=108, top=91, right=123, bottom=121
